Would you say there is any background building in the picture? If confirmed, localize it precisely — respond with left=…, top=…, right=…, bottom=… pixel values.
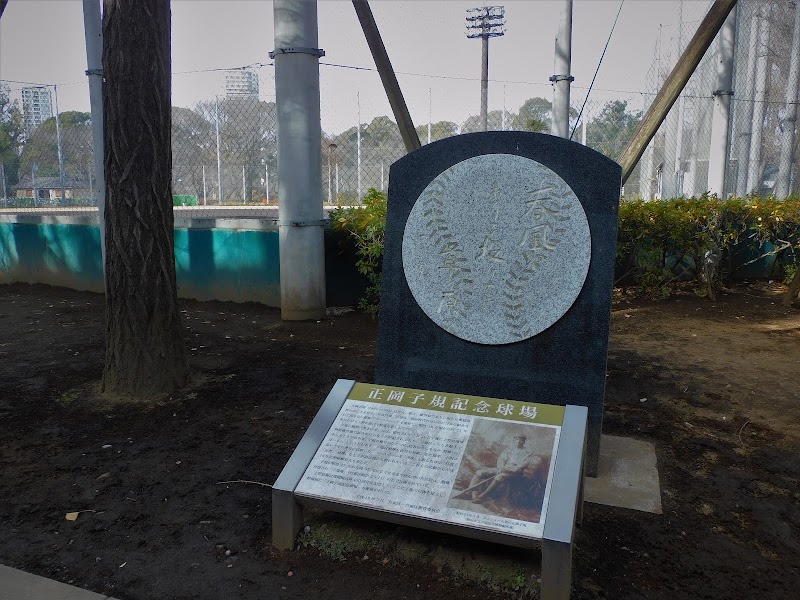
left=21, top=86, right=53, bottom=133
left=225, top=70, right=259, bottom=99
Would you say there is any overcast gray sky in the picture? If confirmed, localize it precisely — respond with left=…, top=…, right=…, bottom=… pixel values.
left=1, top=0, right=711, bottom=134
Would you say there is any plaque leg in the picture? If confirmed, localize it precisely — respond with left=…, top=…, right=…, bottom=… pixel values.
left=576, top=446, right=586, bottom=527
left=541, top=538, right=573, bottom=600
left=272, top=487, right=304, bottom=550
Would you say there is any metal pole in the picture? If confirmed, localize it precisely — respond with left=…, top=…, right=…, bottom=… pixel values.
left=215, top=95, right=223, bottom=204
left=551, top=0, right=573, bottom=138
left=53, top=85, right=66, bottom=203
left=673, top=3, right=686, bottom=197
left=707, top=5, right=737, bottom=197
left=380, top=163, right=384, bottom=190
left=335, top=163, right=338, bottom=199
left=481, top=34, right=489, bottom=131
left=747, top=12, right=770, bottom=194
left=89, top=165, right=93, bottom=201
left=271, top=0, right=326, bottom=320
left=619, top=0, right=739, bottom=185
left=82, top=0, right=105, bottom=263
left=502, top=84, right=506, bottom=131
left=428, top=87, right=432, bottom=143
left=265, top=164, right=270, bottom=202
left=581, top=111, right=587, bottom=145
left=1, top=162, right=7, bottom=206
left=327, top=149, right=332, bottom=203
left=775, top=1, right=800, bottom=198
left=736, top=12, right=760, bottom=197
left=202, top=165, right=207, bottom=205
left=242, top=164, right=246, bottom=203
left=357, top=91, right=362, bottom=202
left=32, top=165, right=37, bottom=207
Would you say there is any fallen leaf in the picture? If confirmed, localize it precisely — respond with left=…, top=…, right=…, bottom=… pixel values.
left=65, top=512, right=79, bottom=521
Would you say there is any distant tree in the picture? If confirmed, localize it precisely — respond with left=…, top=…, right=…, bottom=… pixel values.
left=0, top=84, right=23, bottom=187
left=586, top=100, right=642, bottom=160
left=171, top=105, right=215, bottom=199
left=512, top=97, right=552, bottom=132
left=19, top=111, right=93, bottom=181
left=415, top=120, right=459, bottom=143
left=192, top=97, right=277, bottom=202
left=102, top=0, right=188, bottom=397
left=460, top=110, right=516, bottom=133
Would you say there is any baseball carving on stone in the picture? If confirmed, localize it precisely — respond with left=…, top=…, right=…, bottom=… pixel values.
left=402, top=154, right=591, bottom=345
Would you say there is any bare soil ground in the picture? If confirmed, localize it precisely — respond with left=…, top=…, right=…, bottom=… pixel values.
left=0, top=282, right=798, bottom=599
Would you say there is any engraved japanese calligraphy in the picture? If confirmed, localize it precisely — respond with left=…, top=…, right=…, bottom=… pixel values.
left=402, top=154, right=591, bottom=345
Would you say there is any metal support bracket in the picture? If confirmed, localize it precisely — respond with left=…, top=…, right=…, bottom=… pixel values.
left=269, top=47, right=325, bottom=59
left=712, top=89, right=734, bottom=97
left=549, top=74, right=575, bottom=83
left=278, top=219, right=327, bottom=228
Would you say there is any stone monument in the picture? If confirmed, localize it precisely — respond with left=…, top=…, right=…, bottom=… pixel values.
left=375, top=131, right=621, bottom=476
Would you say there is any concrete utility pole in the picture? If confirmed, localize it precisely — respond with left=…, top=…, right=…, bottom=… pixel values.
left=747, top=11, right=770, bottom=194
left=775, top=1, right=800, bottom=198
left=707, top=5, right=737, bottom=197
left=551, top=0, right=574, bottom=138
left=735, top=12, right=760, bottom=197
left=271, top=0, right=326, bottom=320
left=619, top=0, right=739, bottom=185
left=466, top=6, right=505, bottom=132
left=82, top=0, right=105, bottom=266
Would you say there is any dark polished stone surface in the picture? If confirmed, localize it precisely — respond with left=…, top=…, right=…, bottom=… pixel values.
left=375, top=131, right=622, bottom=476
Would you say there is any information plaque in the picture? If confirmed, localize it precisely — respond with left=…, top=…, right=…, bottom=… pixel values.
left=273, top=379, right=587, bottom=600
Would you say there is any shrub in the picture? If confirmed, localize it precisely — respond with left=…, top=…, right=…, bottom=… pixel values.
left=333, top=192, right=800, bottom=309
left=329, top=188, right=387, bottom=316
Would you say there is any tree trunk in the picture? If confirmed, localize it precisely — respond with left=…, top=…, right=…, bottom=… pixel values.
left=101, top=0, right=188, bottom=396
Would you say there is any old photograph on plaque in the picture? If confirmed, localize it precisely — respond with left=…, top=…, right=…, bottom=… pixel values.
left=447, top=420, right=556, bottom=524
left=294, top=382, right=563, bottom=539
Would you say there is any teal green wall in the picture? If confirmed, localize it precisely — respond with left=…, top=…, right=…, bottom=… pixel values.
left=0, top=222, right=366, bottom=307
left=174, top=228, right=281, bottom=305
left=0, top=222, right=105, bottom=292
left=0, top=223, right=282, bottom=305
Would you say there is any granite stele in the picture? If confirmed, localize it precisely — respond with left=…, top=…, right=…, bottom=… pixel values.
left=375, top=131, right=622, bottom=476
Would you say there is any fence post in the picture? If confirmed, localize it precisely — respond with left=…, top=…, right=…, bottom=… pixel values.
left=747, top=11, right=770, bottom=195
left=216, top=95, right=223, bottom=204
left=775, top=2, right=800, bottom=198
left=1, top=162, right=7, bottom=206
left=736, top=11, right=760, bottom=197
left=82, top=0, right=105, bottom=265
left=53, top=85, right=66, bottom=204
left=707, top=5, right=737, bottom=197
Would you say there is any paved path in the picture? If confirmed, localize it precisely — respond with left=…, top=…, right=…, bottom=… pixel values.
left=0, top=564, right=118, bottom=600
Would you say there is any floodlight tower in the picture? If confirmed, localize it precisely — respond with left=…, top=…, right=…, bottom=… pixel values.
left=466, top=6, right=505, bottom=132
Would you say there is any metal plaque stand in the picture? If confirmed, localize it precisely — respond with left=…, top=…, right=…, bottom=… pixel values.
left=272, top=378, right=587, bottom=599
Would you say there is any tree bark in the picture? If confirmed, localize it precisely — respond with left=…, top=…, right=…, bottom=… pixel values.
left=101, top=0, right=188, bottom=396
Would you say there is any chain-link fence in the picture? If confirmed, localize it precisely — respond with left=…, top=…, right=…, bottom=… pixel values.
left=638, top=0, right=800, bottom=201
left=2, top=0, right=800, bottom=217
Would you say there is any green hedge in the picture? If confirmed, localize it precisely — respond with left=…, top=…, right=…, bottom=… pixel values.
left=617, top=196, right=799, bottom=299
left=332, top=191, right=800, bottom=310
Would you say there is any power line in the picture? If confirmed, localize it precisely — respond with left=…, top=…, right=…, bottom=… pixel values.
left=570, top=0, right=625, bottom=140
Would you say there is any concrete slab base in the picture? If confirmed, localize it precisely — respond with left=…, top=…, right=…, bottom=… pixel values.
left=583, top=435, right=662, bottom=514
left=0, top=564, right=118, bottom=600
